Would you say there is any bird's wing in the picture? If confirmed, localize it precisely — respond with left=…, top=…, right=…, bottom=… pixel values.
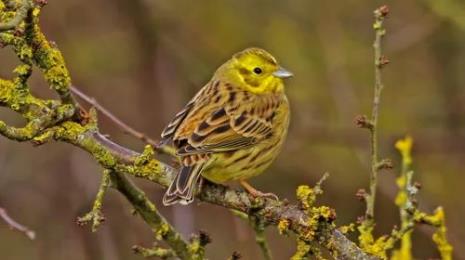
left=172, top=81, right=278, bottom=155
left=159, top=100, right=194, bottom=145
left=160, top=81, right=215, bottom=144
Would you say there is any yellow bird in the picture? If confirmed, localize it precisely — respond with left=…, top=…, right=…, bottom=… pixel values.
left=160, top=48, right=292, bottom=205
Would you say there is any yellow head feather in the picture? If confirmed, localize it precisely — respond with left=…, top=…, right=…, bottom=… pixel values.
left=214, top=48, right=292, bottom=94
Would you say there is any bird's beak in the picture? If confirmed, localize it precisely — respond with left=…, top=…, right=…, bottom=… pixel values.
left=273, top=66, right=293, bottom=79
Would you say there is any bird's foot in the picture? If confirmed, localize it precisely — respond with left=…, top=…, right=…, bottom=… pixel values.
left=240, top=180, right=279, bottom=201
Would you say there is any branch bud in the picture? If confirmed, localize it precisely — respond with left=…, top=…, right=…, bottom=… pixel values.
left=231, top=251, right=242, bottom=260
left=34, top=0, right=48, bottom=7
left=377, top=55, right=390, bottom=68
left=199, top=230, right=212, bottom=246
left=355, top=189, right=367, bottom=201
left=374, top=5, right=390, bottom=18
left=376, top=158, right=393, bottom=170
left=354, top=115, right=373, bottom=130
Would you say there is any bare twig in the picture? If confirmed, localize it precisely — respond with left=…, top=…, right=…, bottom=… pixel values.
left=0, top=207, right=35, bottom=239
left=365, top=4, right=389, bottom=222
left=356, top=5, right=391, bottom=255
left=69, top=86, right=175, bottom=156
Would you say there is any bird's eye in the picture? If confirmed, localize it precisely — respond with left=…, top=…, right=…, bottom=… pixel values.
left=253, top=67, right=262, bottom=74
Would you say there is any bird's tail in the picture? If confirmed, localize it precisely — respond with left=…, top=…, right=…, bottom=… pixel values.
left=163, top=162, right=205, bottom=206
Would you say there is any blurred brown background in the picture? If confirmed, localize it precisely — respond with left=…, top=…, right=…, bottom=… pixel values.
left=1, top=0, right=464, bottom=259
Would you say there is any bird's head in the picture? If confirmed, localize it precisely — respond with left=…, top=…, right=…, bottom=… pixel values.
left=216, top=48, right=293, bottom=94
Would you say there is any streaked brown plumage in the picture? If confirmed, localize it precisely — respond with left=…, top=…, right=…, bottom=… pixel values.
left=160, top=48, right=292, bottom=205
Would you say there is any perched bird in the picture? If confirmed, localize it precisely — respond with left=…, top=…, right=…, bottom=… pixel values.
left=160, top=48, right=292, bottom=205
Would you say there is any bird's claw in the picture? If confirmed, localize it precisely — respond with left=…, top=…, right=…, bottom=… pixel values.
left=249, top=190, right=279, bottom=201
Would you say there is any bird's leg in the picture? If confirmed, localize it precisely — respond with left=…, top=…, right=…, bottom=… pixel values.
left=240, top=180, right=279, bottom=201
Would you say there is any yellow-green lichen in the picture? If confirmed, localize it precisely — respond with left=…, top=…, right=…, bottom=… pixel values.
left=135, top=145, right=155, bottom=166
left=53, top=121, right=117, bottom=168
left=296, top=185, right=316, bottom=210
left=357, top=222, right=397, bottom=259
left=133, top=245, right=174, bottom=259
left=295, top=180, right=335, bottom=243
left=391, top=230, right=412, bottom=260
left=394, top=176, right=407, bottom=207
left=339, top=223, right=355, bottom=234
left=392, top=136, right=415, bottom=259
left=13, top=64, right=32, bottom=79
left=301, top=206, right=335, bottom=242
left=357, top=222, right=376, bottom=255
left=13, top=8, right=73, bottom=102
left=291, top=239, right=312, bottom=260
left=154, top=222, right=170, bottom=241
left=278, top=219, right=290, bottom=235
left=395, top=136, right=413, bottom=166
left=77, top=170, right=111, bottom=232
left=0, top=3, right=14, bottom=21
left=187, top=234, right=206, bottom=260
left=415, top=207, right=452, bottom=260
left=15, top=42, right=34, bottom=63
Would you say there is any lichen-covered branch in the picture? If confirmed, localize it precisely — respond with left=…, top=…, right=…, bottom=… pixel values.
left=77, top=168, right=111, bottom=232
left=110, top=170, right=201, bottom=260
left=0, top=0, right=32, bottom=31
left=391, top=136, right=415, bottom=259
left=251, top=217, right=272, bottom=260
left=355, top=5, right=390, bottom=251
left=132, top=244, right=175, bottom=259
left=390, top=137, right=453, bottom=259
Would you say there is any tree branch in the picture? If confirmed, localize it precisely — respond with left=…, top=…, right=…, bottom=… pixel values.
left=0, top=0, right=33, bottom=31
left=366, top=4, right=389, bottom=222
left=355, top=6, right=390, bottom=248
left=0, top=207, right=35, bottom=239
left=69, top=86, right=174, bottom=156
left=109, top=170, right=196, bottom=260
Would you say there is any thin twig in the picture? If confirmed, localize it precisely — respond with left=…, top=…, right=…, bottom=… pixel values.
left=0, top=207, right=35, bottom=239
left=254, top=225, right=272, bottom=260
left=365, top=5, right=390, bottom=222
left=69, top=86, right=174, bottom=156
left=76, top=169, right=111, bottom=232
left=110, top=171, right=198, bottom=259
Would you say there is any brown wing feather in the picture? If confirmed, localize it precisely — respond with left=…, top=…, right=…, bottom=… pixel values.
left=172, top=81, right=280, bottom=155
left=160, top=100, right=194, bottom=144
left=159, top=80, right=217, bottom=144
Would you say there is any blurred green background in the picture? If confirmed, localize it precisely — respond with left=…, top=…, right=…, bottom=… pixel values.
left=1, top=0, right=464, bottom=259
